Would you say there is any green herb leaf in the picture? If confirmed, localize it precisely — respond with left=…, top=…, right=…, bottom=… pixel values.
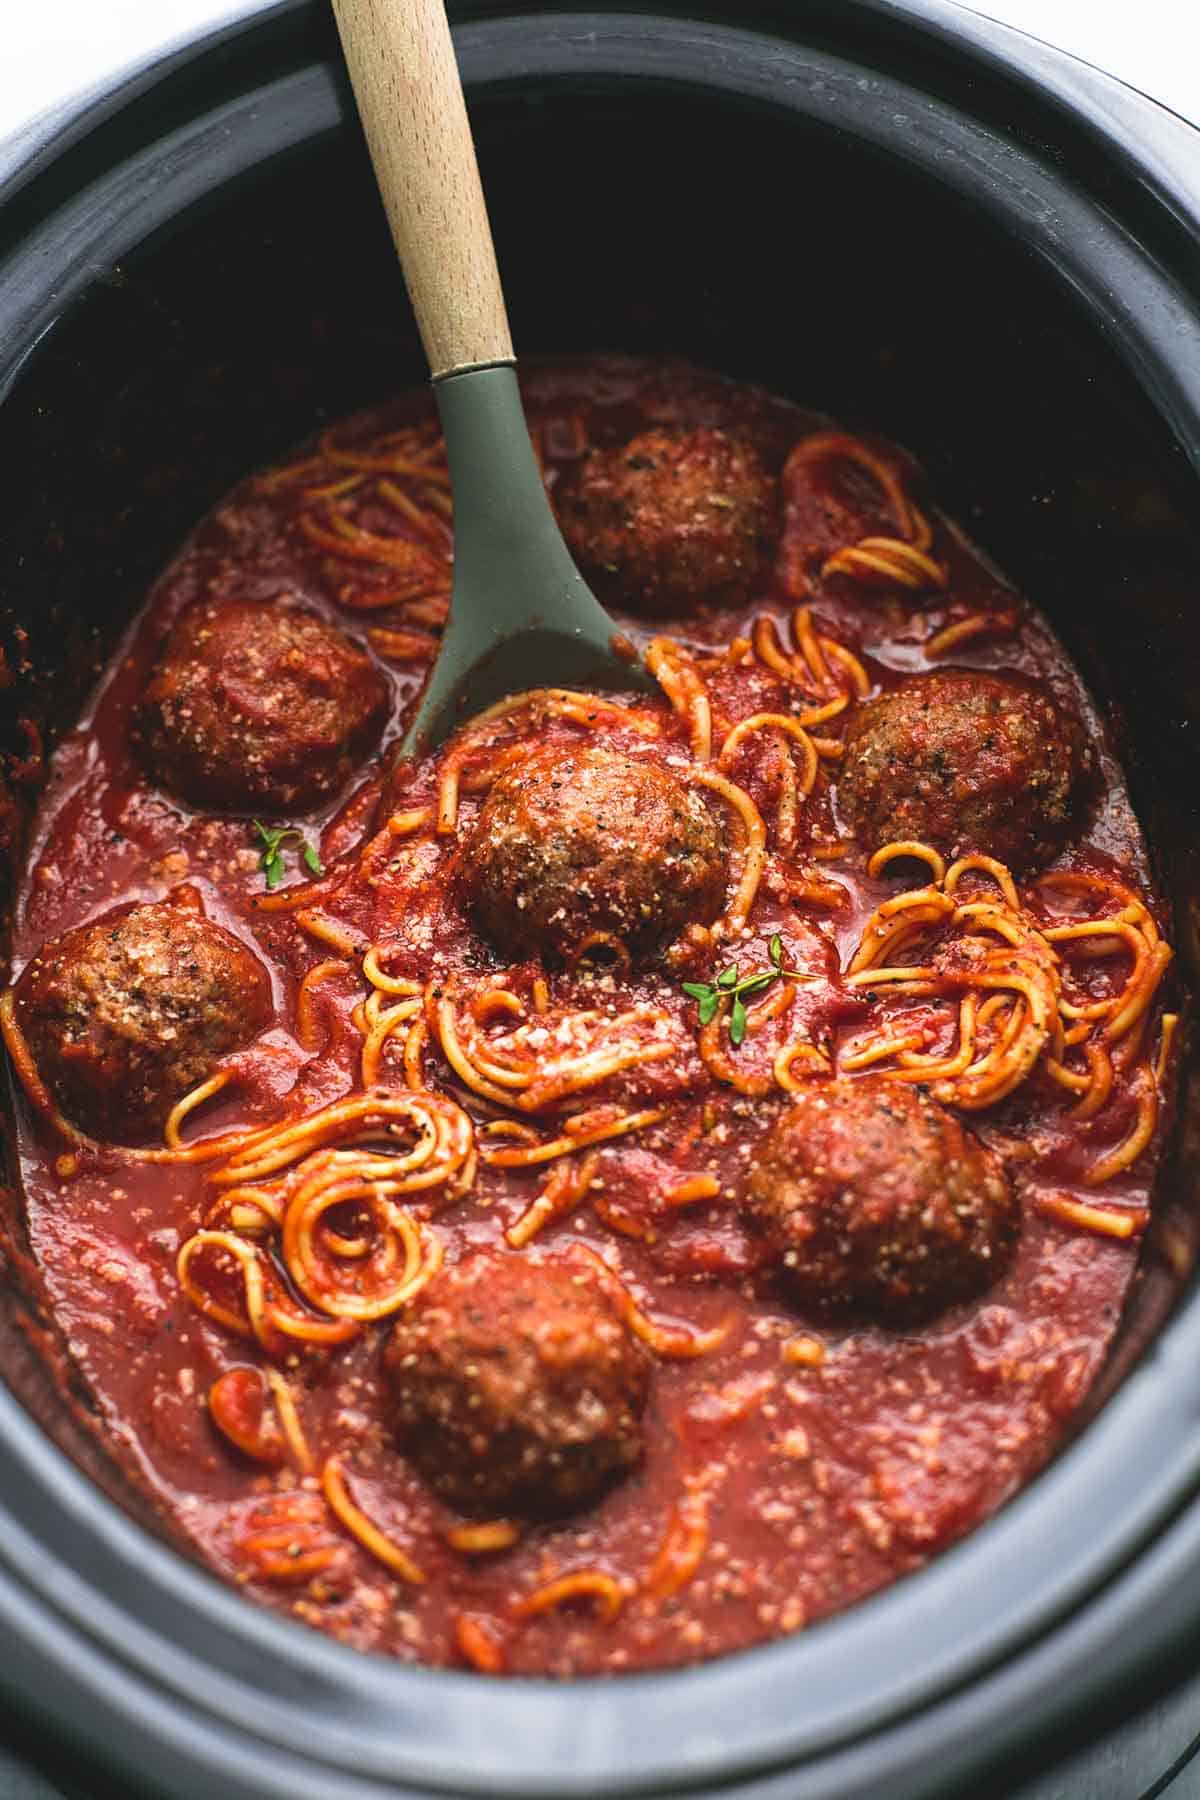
left=681, top=981, right=722, bottom=1026
left=681, top=935, right=817, bottom=1049
left=252, top=819, right=319, bottom=890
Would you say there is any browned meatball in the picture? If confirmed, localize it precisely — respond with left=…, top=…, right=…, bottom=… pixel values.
left=385, top=1255, right=650, bottom=1516
left=743, top=1077, right=1017, bottom=1322
left=14, top=900, right=271, bottom=1144
left=838, top=670, right=1090, bottom=871
left=135, top=597, right=390, bottom=814
left=459, top=741, right=725, bottom=962
left=555, top=427, right=777, bottom=613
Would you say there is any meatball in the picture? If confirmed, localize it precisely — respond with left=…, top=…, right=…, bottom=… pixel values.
left=135, top=597, right=390, bottom=814
left=459, top=741, right=726, bottom=962
left=14, top=900, right=271, bottom=1143
left=555, top=427, right=776, bottom=613
left=743, top=1077, right=1017, bottom=1322
left=385, top=1255, right=650, bottom=1516
left=838, top=670, right=1090, bottom=870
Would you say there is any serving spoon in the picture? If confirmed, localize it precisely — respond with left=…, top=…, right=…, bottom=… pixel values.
left=330, top=0, right=654, bottom=754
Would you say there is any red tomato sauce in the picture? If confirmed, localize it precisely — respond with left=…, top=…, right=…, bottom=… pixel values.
left=2, top=357, right=1175, bottom=1676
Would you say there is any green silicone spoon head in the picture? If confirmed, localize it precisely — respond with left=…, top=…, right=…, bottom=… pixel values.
left=399, top=365, right=653, bottom=756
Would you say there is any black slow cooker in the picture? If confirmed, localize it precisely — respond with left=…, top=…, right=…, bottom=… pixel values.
left=2, top=4, right=1200, bottom=1796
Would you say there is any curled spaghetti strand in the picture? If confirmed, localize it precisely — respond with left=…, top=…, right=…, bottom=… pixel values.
left=644, top=1487, right=710, bottom=1599
left=647, top=638, right=712, bottom=762
left=688, top=767, right=767, bottom=934
left=454, top=1614, right=507, bottom=1672
left=505, top=1151, right=600, bottom=1249
left=718, top=712, right=820, bottom=855
left=232, top=1491, right=343, bottom=1584
left=513, top=1570, right=625, bottom=1623
left=446, top=1520, right=520, bottom=1554
left=822, top=537, right=947, bottom=592
left=430, top=980, right=678, bottom=1114
left=774, top=1041, right=833, bottom=1093
left=1035, top=1193, right=1147, bottom=1240
left=211, top=1092, right=474, bottom=1195
left=569, top=1246, right=731, bottom=1360
left=322, top=1455, right=424, bottom=1583
left=179, top=1092, right=470, bottom=1345
left=924, top=610, right=1019, bottom=658
left=840, top=846, right=1174, bottom=1177
left=785, top=432, right=934, bottom=552
left=483, top=1107, right=667, bottom=1171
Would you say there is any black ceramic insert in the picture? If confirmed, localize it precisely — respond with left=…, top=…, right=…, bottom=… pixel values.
left=0, top=6, right=1199, bottom=1798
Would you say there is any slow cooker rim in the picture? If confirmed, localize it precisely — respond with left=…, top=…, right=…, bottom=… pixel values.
left=1, top=10, right=1200, bottom=1800
left=4, top=0, right=1200, bottom=266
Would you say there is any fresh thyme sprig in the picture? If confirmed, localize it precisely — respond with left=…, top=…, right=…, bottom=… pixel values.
left=253, top=820, right=323, bottom=890
left=682, top=933, right=810, bottom=1046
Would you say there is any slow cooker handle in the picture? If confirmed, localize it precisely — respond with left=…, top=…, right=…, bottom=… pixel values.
left=329, top=0, right=515, bottom=379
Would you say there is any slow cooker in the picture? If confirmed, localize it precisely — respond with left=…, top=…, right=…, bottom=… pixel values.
left=2, top=3, right=1200, bottom=1795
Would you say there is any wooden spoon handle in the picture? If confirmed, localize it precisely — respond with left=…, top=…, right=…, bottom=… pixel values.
left=331, top=0, right=514, bottom=379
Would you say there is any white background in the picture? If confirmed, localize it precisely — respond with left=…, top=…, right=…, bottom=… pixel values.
left=2, top=0, right=1199, bottom=153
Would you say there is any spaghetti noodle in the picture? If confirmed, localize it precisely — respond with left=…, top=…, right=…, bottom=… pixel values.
left=513, top=1570, right=625, bottom=1624
left=841, top=849, right=1172, bottom=1178
left=644, top=1486, right=710, bottom=1600
left=322, top=1456, right=424, bottom=1584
